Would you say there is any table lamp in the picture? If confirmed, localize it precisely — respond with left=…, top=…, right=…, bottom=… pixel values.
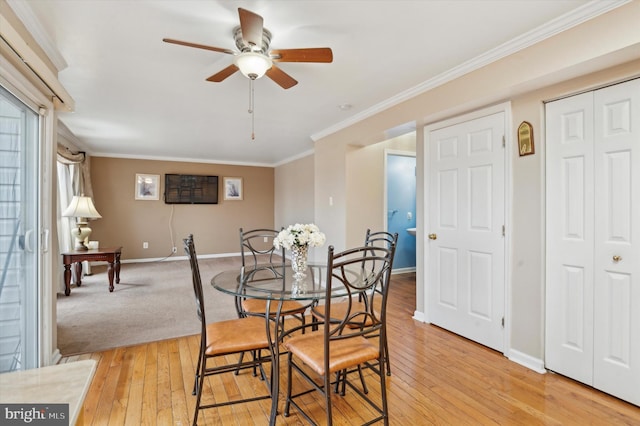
left=62, top=195, right=102, bottom=250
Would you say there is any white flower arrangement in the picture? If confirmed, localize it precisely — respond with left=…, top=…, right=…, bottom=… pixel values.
left=273, top=223, right=326, bottom=250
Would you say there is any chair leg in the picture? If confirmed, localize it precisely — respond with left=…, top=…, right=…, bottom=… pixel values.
left=283, top=352, right=293, bottom=417
left=251, top=350, right=264, bottom=378
left=357, top=365, right=369, bottom=394
left=311, top=314, right=319, bottom=331
left=324, top=368, right=333, bottom=426
left=384, top=337, right=391, bottom=376
left=192, top=356, right=206, bottom=426
left=234, top=351, right=245, bottom=375
left=336, top=365, right=367, bottom=396
left=333, top=370, right=343, bottom=394
left=379, top=357, right=389, bottom=425
left=192, top=340, right=204, bottom=395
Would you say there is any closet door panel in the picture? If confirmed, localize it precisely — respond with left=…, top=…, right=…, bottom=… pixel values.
left=593, top=78, right=640, bottom=406
left=545, top=92, right=595, bottom=384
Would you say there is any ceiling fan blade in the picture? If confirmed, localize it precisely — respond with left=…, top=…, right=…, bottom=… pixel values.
left=265, top=65, right=298, bottom=89
left=270, top=48, right=333, bottom=63
left=206, top=64, right=239, bottom=82
left=238, top=8, right=263, bottom=48
left=163, top=38, right=235, bottom=55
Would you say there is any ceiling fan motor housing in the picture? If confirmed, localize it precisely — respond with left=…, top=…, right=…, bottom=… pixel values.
left=234, top=26, right=272, bottom=53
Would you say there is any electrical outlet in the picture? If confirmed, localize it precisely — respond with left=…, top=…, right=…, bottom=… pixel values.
left=143, top=242, right=149, bottom=249
left=172, top=247, right=177, bottom=253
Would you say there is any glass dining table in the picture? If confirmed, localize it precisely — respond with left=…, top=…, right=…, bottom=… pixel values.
left=211, top=263, right=350, bottom=425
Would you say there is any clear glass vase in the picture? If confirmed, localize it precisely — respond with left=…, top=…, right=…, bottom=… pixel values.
left=291, top=245, right=308, bottom=280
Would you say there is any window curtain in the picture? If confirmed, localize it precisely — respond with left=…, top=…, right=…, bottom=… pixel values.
left=56, top=144, right=94, bottom=290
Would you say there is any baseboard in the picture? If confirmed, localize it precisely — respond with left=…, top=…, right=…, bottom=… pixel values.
left=507, top=349, right=547, bottom=374
left=392, top=266, right=416, bottom=274
left=50, top=348, right=62, bottom=365
left=413, top=310, right=427, bottom=322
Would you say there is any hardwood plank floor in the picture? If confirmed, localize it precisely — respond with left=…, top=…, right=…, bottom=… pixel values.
left=61, top=273, right=640, bottom=425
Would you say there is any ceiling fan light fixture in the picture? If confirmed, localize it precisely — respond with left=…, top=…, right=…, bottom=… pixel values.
left=234, top=52, right=273, bottom=80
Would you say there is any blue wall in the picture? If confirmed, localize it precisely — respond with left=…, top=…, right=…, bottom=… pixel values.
left=386, top=154, right=416, bottom=269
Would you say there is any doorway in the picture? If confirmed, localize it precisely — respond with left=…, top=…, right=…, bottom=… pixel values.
left=385, top=151, right=416, bottom=271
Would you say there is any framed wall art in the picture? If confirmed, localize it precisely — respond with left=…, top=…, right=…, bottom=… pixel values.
left=223, top=177, right=243, bottom=200
left=135, top=173, right=160, bottom=200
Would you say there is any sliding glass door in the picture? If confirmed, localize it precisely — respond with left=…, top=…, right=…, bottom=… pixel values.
left=0, top=85, right=40, bottom=372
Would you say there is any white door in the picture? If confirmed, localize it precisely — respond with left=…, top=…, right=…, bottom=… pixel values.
left=546, top=78, right=640, bottom=406
left=545, top=91, right=595, bottom=384
left=426, top=111, right=505, bottom=352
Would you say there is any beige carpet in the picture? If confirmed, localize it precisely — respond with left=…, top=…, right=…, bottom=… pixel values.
left=56, top=256, right=243, bottom=355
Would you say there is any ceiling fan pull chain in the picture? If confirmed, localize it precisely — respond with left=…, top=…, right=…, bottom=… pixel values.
left=249, top=79, right=256, bottom=140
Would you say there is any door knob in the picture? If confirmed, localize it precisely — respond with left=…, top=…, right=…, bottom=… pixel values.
left=613, top=255, right=622, bottom=262
left=428, top=233, right=437, bottom=240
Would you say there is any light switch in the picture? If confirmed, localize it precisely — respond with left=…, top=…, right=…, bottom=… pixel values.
left=407, top=212, right=412, bottom=220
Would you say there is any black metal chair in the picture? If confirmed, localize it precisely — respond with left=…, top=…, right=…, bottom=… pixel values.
left=238, top=228, right=310, bottom=329
left=283, top=242, right=396, bottom=425
left=311, top=229, right=398, bottom=376
left=184, top=234, right=272, bottom=425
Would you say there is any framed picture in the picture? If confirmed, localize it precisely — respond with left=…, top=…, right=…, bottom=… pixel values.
left=135, top=173, right=160, bottom=200
left=517, top=121, right=535, bottom=156
left=223, top=177, right=243, bottom=200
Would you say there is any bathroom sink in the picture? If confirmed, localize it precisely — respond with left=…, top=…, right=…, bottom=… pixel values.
left=406, top=228, right=416, bottom=236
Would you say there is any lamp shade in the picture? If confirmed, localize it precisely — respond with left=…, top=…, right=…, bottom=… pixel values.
left=62, top=195, right=102, bottom=219
left=234, top=52, right=272, bottom=80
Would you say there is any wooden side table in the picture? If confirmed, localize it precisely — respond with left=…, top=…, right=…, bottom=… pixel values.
left=61, top=247, right=122, bottom=296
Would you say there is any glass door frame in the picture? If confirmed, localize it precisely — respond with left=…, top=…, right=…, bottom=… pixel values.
left=1, top=57, right=56, bottom=368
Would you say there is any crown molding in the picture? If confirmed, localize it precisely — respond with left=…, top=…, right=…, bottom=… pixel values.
left=57, top=120, right=89, bottom=152
left=90, top=152, right=277, bottom=168
left=311, top=0, right=629, bottom=142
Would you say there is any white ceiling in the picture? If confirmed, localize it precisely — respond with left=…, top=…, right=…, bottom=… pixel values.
left=14, top=0, right=616, bottom=166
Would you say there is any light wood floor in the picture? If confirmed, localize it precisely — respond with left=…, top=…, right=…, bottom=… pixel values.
left=61, top=273, right=640, bottom=425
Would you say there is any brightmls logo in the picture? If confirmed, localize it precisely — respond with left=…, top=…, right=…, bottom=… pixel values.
left=1, top=404, right=68, bottom=425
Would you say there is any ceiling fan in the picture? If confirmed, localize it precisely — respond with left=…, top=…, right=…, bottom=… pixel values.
left=163, top=7, right=333, bottom=89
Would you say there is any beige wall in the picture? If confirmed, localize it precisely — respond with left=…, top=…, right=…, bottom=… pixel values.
left=90, top=157, right=274, bottom=259
left=311, top=1, right=640, bottom=364
left=274, top=154, right=315, bottom=229
left=346, top=132, right=416, bottom=248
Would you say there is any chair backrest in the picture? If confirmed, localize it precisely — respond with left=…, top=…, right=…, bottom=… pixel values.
left=322, top=242, right=396, bottom=348
left=363, top=229, right=398, bottom=297
left=184, top=234, right=206, bottom=328
left=365, top=229, right=398, bottom=250
left=239, top=228, right=285, bottom=270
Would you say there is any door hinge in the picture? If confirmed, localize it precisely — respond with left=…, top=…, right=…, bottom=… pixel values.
left=502, top=225, right=505, bottom=236
left=502, top=135, right=505, bottom=148
left=501, top=317, right=505, bottom=328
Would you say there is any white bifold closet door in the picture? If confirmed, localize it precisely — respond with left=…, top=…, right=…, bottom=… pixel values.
left=545, top=78, right=640, bottom=406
